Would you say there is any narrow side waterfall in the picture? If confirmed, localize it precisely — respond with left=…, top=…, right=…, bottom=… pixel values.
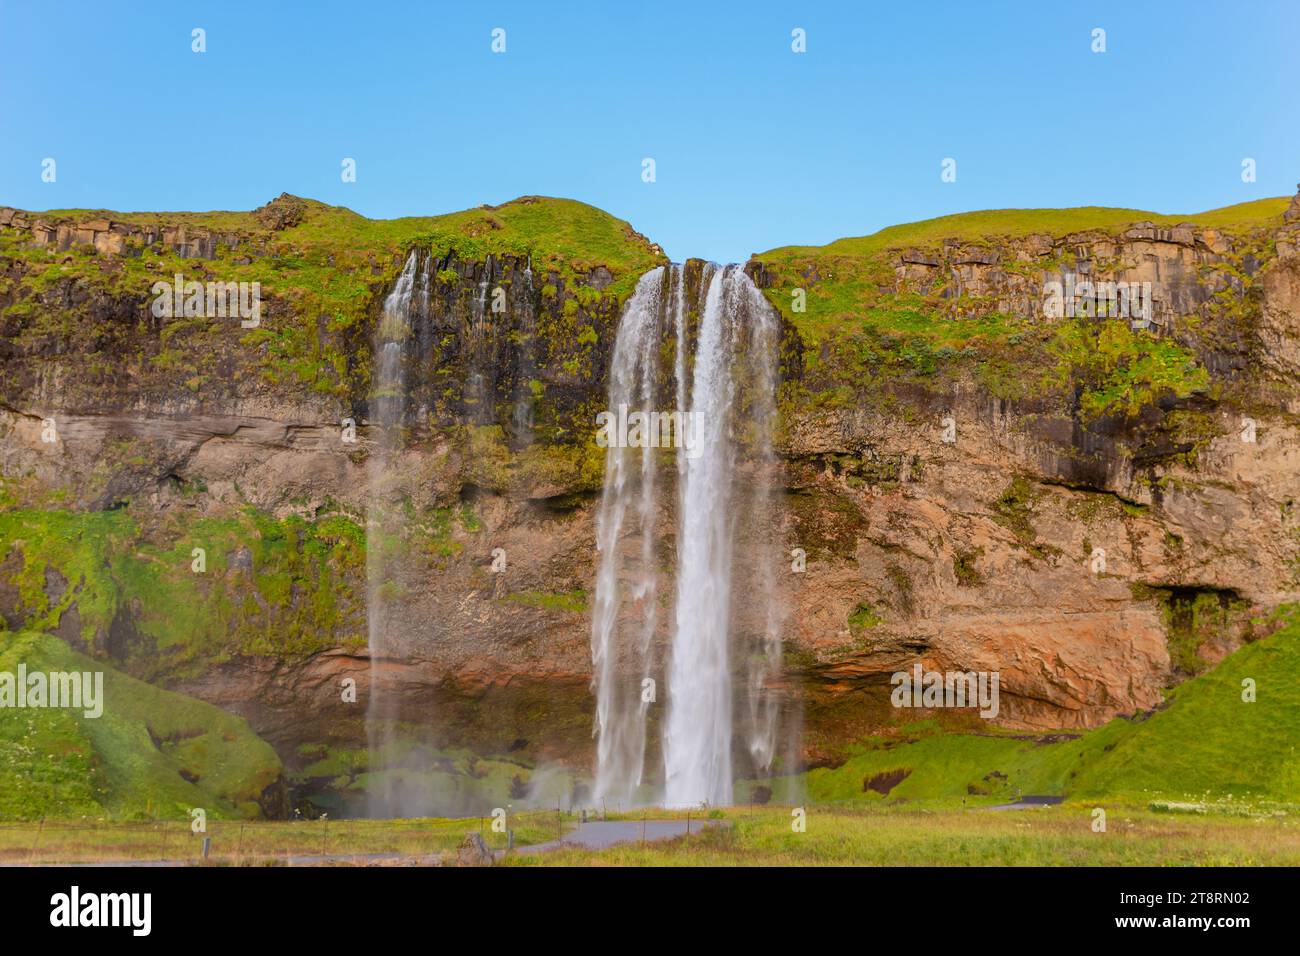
left=591, top=262, right=788, bottom=808
left=464, top=256, right=495, bottom=424
left=366, top=249, right=421, bottom=817
left=736, top=274, right=786, bottom=778
left=510, top=257, right=538, bottom=444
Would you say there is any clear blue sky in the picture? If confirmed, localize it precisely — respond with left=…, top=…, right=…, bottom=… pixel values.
left=2, top=1, right=1296, bottom=263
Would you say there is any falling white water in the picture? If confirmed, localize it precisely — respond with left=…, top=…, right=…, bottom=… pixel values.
left=663, top=266, right=742, bottom=807
left=590, top=265, right=670, bottom=808
left=366, top=249, right=420, bottom=817
left=590, top=262, right=786, bottom=809
left=511, top=256, right=538, bottom=441
left=464, top=257, right=495, bottom=424
left=737, top=275, right=785, bottom=776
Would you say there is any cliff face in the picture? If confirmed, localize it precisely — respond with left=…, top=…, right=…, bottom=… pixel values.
left=751, top=192, right=1300, bottom=755
left=2, top=191, right=1298, bottom=807
left=0, top=195, right=668, bottom=804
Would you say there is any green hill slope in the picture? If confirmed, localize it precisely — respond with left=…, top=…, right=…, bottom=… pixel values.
left=0, top=630, right=282, bottom=820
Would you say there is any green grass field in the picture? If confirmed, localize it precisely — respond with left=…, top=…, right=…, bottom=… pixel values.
left=1, top=803, right=1292, bottom=866
left=508, top=805, right=1300, bottom=866
left=0, top=812, right=565, bottom=865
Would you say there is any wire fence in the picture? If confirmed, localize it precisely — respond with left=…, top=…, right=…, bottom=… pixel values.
left=0, top=803, right=762, bottom=865
left=0, top=813, right=563, bottom=866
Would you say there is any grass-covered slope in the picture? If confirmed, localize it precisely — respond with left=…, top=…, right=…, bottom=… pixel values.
left=793, top=608, right=1300, bottom=808
left=0, top=630, right=282, bottom=820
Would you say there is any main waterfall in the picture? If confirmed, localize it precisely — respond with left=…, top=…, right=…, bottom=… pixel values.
left=589, top=265, right=668, bottom=807
left=590, top=262, right=787, bottom=809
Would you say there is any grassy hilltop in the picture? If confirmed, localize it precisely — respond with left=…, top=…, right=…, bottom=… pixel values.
left=751, top=197, right=1290, bottom=424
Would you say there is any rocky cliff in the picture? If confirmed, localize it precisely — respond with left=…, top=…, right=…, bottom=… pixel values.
left=2, top=190, right=1298, bottom=812
left=752, top=192, right=1300, bottom=757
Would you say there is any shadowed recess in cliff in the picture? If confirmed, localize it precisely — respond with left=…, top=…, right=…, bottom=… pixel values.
left=590, top=263, right=796, bottom=809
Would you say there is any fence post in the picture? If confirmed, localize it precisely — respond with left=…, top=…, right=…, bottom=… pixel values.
left=28, top=818, right=45, bottom=864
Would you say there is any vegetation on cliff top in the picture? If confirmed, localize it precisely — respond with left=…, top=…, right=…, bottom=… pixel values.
left=755, top=197, right=1286, bottom=343
left=757, top=198, right=1287, bottom=430
left=0, top=194, right=664, bottom=403
left=762, top=198, right=1288, bottom=264
left=18, top=194, right=663, bottom=298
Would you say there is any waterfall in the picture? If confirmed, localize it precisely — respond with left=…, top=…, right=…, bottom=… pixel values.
left=462, top=257, right=494, bottom=424
left=589, top=265, right=671, bottom=808
left=662, top=266, right=738, bottom=806
left=366, top=249, right=421, bottom=818
left=361, top=253, right=785, bottom=815
left=735, top=273, right=786, bottom=778
left=509, top=256, right=539, bottom=445
left=590, top=262, right=787, bottom=808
